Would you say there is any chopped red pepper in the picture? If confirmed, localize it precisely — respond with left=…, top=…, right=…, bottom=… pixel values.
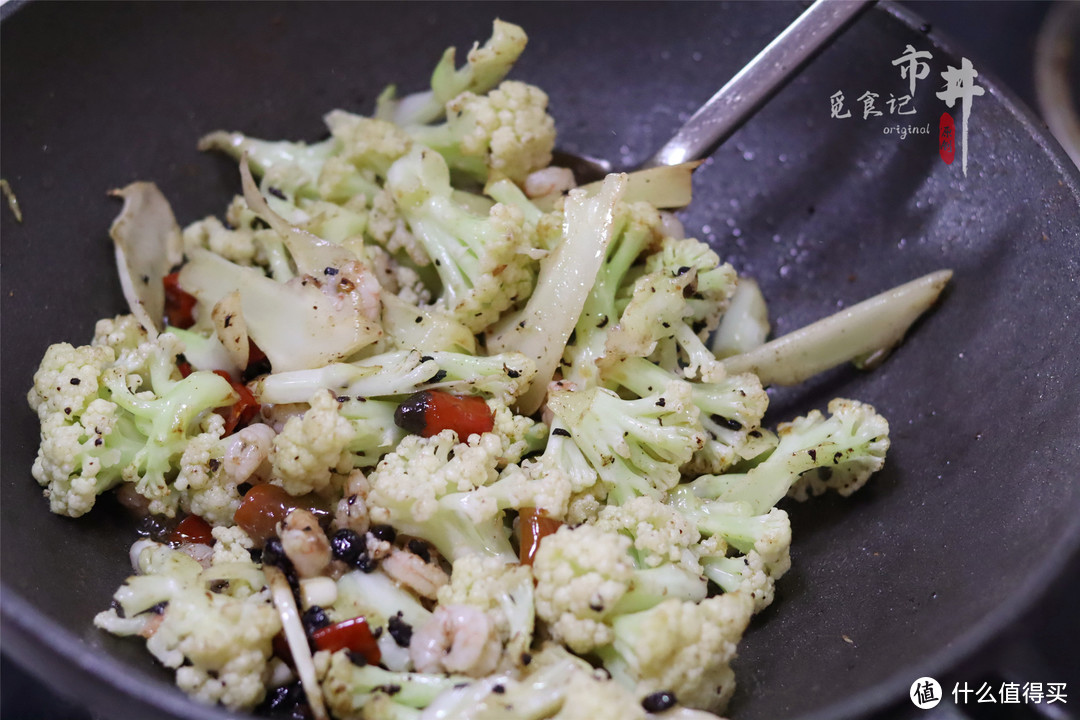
left=393, top=390, right=494, bottom=439
left=213, top=370, right=260, bottom=435
left=170, top=514, right=214, bottom=546
left=234, top=484, right=296, bottom=546
left=311, top=616, right=381, bottom=664
left=518, top=507, right=563, bottom=565
left=163, top=271, right=198, bottom=330
left=247, top=339, right=267, bottom=368
left=177, top=359, right=194, bottom=378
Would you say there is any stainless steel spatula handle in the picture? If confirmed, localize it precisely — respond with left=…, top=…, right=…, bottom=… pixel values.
left=644, top=0, right=875, bottom=168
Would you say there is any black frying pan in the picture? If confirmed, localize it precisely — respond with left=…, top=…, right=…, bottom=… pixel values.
left=2, top=3, right=1079, bottom=720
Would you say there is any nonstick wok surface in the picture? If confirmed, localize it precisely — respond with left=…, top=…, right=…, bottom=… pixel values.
left=2, top=3, right=1079, bottom=720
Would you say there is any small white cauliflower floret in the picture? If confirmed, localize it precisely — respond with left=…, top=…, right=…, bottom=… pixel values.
left=95, top=542, right=280, bottom=710
left=600, top=592, right=754, bottom=714
left=92, top=314, right=149, bottom=354
left=595, top=495, right=702, bottom=571
left=437, top=555, right=534, bottom=670
left=487, top=397, right=545, bottom=466
left=182, top=215, right=259, bottom=265
left=367, top=430, right=501, bottom=523
left=212, top=525, right=255, bottom=565
left=786, top=398, right=891, bottom=500
left=269, top=390, right=355, bottom=496
left=147, top=588, right=281, bottom=709
left=440, top=80, right=556, bottom=184
left=532, top=524, right=634, bottom=653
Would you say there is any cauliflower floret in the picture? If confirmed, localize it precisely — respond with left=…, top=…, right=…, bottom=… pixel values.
left=408, top=80, right=556, bottom=185
left=595, top=496, right=702, bottom=571
left=437, top=555, right=535, bottom=669
left=365, top=429, right=514, bottom=562
left=92, top=314, right=149, bottom=354
left=487, top=397, right=546, bottom=466
left=212, top=525, right=255, bottom=565
left=532, top=524, right=634, bottom=653
left=145, top=588, right=280, bottom=709
left=182, top=215, right=259, bottom=265
left=269, top=389, right=356, bottom=496
left=27, top=333, right=237, bottom=518
left=95, top=542, right=280, bottom=710
left=599, top=592, right=754, bottom=714
left=325, top=110, right=414, bottom=178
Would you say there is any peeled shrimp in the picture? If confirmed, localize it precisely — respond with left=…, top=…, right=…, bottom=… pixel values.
left=224, top=422, right=275, bottom=483
left=409, top=604, right=501, bottom=677
left=279, top=509, right=332, bottom=578
left=380, top=546, right=448, bottom=599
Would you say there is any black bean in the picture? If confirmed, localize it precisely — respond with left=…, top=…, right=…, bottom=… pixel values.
left=387, top=612, right=413, bottom=647
left=331, top=528, right=365, bottom=564
left=301, top=606, right=330, bottom=636
left=369, top=525, right=396, bottom=543
left=642, top=691, right=678, bottom=712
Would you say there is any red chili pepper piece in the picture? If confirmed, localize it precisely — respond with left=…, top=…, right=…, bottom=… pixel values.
left=177, top=359, right=193, bottom=378
left=247, top=338, right=268, bottom=369
left=163, top=271, right=198, bottom=330
left=518, top=507, right=563, bottom=566
left=311, top=616, right=381, bottom=664
left=234, top=484, right=296, bottom=546
left=170, top=514, right=214, bottom=546
left=394, top=390, right=494, bottom=439
left=213, top=370, right=260, bottom=435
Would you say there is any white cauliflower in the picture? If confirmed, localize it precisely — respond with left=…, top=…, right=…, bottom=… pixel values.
left=269, top=389, right=356, bottom=495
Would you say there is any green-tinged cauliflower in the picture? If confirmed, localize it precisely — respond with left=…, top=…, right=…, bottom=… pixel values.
left=605, top=263, right=728, bottom=383
left=321, top=648, right=467, bottom=718
left=365, top=430, right=516, bottom=562
left=562, top=201, right=664, bottom=385
left=684, top=398, right=890, bottom=514
left=254, top=349, right=536, bottom=407
left=406, top=80, right=555, bottom=185
left=436, top=555, right=535, bottom=670
left=669, top=493, right=793, bottom=583
left=597, top=592, right=754, bottom=714
left=198, top=130, right=335, bottom=201
left=94, top=542, right=279, bottom=710
left=27, top=332, right=238, bottom=517
left=377, top=19, right=529, bottom=127
left=386, top=146, right=538, bottom=332
left=324, top=111, right=414, bottom=179
left=532, top=523, right=705, bottom=654
left=642, top=236, right=738, bottom=338
left=419, top=643, right=651, bottom=720
left=606, top=356, right=770, bottom=476
left=546, top=383, right=705, bottom=505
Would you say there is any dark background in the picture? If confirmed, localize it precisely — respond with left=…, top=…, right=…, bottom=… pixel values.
left=2, top=2, right=1075, bottom=720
